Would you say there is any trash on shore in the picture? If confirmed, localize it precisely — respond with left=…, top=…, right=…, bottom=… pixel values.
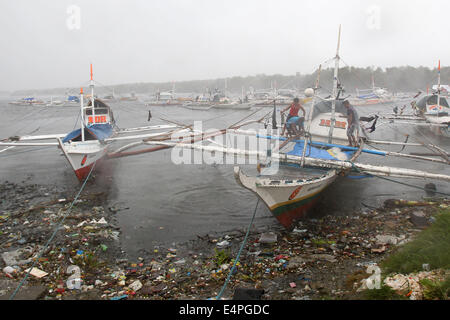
left=0, top=180, right=448, bottom=300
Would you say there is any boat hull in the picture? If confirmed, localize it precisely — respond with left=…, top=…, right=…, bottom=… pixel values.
left=212, top=103, right=253, bottom=110
left=234, top=166, right=337, bottom=229
left=59, top=139, right=109, bottom=181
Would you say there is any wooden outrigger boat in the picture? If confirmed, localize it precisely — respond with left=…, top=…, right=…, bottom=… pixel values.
left=376, top=61, right=450, bottom=137
left=140, top=27, right=449, bottom=230
left=234, top=26, right=362, bottom=228
left=1, top=36, right=448, bottom=231
left=137, top=27, right=448, bottom=230
left=0, top=65, right=183, bottom=181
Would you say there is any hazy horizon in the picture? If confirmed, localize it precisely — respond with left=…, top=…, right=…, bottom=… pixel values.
left=1, top=0, right=449, bottom=91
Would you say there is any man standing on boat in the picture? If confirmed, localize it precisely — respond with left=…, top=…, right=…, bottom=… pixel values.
left=281, top=98, right=306, bottom=136
left=343, top=100, right=359, bottom=146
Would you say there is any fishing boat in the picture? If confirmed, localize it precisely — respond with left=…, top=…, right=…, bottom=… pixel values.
left=381, top=61, right=450, bottom=136
left=350, top=74, right=394, bottom=106
left=119, top=92, right=138, bottom=101
left=182, top=101, right=214, bottom=110
left=253, top=96, right=292, bottom=107
left=46, top=97, right=65, bottom=107
left=146, top=90, right=181, bottom=106
left=233, top=26, right=366, bottom=229
left=102, top=90, right=118, bottom=102
left=64, top=95, right=80, bottom=106
left=0, top=65, right=184, bottom=181
left=412, top=94, right=450, bottom=136
left=211, top=102, right=253, bottom=110
left=138, top=26, right=450, bottom=230
left=9, top=97, right=45, bottom=106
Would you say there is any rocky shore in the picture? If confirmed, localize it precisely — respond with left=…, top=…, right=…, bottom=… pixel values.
left=0, top=180, right=448, bottom=300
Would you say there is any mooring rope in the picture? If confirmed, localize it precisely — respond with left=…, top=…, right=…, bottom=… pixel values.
left=9, top=161, right=97, bottom=300
left=215, top=198, right=260, bottom=300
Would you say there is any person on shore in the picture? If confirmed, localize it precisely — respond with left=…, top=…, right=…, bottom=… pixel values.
left=343, top=100, right=359, bottom=146
left=281, top=98, right=306, bottom=136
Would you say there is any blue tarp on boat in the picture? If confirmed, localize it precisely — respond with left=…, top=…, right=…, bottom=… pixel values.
left=286, top=142, right=354, bottom=161
left=62, top=123, right=114, bottom=143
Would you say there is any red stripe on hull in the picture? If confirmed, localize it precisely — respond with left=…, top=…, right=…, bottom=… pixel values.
left=74, top=162, right=95, bottom=181
left=274, top=197, right=320, bottom=230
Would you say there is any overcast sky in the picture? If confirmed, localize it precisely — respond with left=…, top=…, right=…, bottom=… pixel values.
left=0, top=0, right=449, bottom=91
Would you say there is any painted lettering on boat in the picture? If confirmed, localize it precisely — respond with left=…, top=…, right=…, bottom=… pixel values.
left=428, top=105, right=444, bottom=111
left=319, top=119, right=346, bottom=129
left=289, top=186, right=303, bottom=200
left=88, top=116, right=107, bottom=124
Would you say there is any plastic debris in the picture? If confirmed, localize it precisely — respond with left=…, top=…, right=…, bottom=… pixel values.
left=259, top=232, right=277, bottom=244
left=216, top=240, right=230, bottom=248
left=129, top=280, right=143, bottom=292
left=25, top=267, right=48, bottom=278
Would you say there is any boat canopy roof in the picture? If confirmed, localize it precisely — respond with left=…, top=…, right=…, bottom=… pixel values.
left=311, top=99, right=347, bottom=119
left=286, top=141, right=354, bottom=161
left=68, top=95, right=79, bottom=102
left=62, top=123, right=114, bottom=143
left=416, top=95, right=449, bottom=109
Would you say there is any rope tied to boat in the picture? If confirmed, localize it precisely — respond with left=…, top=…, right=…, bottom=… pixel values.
left=215, top=198, right=260, bottom=300
left=9, top=162, right=97, bottom=300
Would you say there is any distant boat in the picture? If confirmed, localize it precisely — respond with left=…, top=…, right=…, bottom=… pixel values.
left=413, top=94, right=450, bottom=135
left=146, top=90, right=181, bottom=106
left=119, top=92, right=138, bottom=101
left=350, top=75, right=394, bottom=106
left=46, top=97, right=65, bottom=106
left=411, top=61, right=450, bottom=135
left=9, top=97, right=45, bottom=106
left=211, top=102, right=253, bottom=110
left=102, top=90, right=118, bottom=102
left=64, top=95, right=80, bottom=106
left=182, top=100, right=213, bottom=110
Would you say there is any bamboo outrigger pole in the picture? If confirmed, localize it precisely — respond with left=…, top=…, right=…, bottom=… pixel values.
left=141, top=140, right=450, bottom=182
left=226, top=129, right=449, bottom=164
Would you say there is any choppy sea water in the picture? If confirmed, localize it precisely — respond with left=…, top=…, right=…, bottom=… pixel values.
left=0, top=98, right=448, bottom=258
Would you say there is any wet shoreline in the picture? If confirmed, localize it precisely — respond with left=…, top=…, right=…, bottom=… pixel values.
left=1, top=179, right=447, bottom=300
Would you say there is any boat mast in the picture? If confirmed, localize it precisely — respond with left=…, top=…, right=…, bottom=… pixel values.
left=301, top=65, right=322, bottom=167
left=90, top=64, right=95, bottom=125
left=371, top=69, right=375, bottom=92
left=80, top=87, right=85, bottom=142
left=437, top=60, right=441, bottom=117
left=328, top=25, right=341, bottom=144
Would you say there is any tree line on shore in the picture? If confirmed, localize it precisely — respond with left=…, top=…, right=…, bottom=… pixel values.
left=11, top=65, right=449, bottom=97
